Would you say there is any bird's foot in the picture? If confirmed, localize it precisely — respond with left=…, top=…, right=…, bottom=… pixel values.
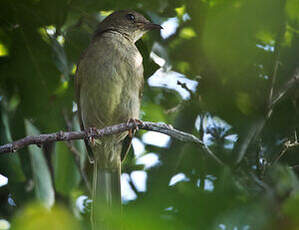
left=86, top=127, right=98, bottom=146
left=127, top=118, right=143, bottom=138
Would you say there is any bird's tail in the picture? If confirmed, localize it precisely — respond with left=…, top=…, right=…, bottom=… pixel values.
left=91, top=155, right=121, bottom=229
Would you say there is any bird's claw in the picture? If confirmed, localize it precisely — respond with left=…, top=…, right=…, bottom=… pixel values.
left=127, top=118, right=143, bottom=138
left=86, top=127, right=97, bottom=146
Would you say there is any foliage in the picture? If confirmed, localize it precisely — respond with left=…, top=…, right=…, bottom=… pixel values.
left=0, top=0, right=299, bottom=229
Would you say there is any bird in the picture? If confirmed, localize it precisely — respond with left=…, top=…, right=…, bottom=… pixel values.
left=74, top=10, right=162, bottom=228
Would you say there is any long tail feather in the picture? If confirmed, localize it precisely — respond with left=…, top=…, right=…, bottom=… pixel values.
left=91, top=159, right=121, bottom=230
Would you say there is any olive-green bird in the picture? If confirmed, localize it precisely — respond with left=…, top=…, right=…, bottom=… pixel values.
left=75, top=10, right=161, bottom=227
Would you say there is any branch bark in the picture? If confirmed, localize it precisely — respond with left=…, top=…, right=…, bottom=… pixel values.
left=0, top=121, right=224, bottom=165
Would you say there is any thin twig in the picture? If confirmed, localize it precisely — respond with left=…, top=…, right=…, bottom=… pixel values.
left=235, top=18, right=287, bottom=165
left=0, top=121, right=224, bottom=165
left=268, top=13, right=285, bottom=110
left=268, top=60, right=280, bottom=109
left=177, top=80, right=193, bottom=95
left=165, top=103, right=182, bottom=114
left=273, top=139, right=299, bottom=164
left=250, top=172, right=272, bottom=192
left=270, top=68, right=299, bottom=110
left=236, top=66, right=299, bottom=165
left=202, top=145, right=223, bottom=165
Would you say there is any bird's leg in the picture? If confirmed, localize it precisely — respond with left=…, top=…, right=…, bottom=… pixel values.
left=127, top=118, right=143, bottom=138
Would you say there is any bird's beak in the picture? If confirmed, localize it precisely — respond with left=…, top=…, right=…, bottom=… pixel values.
left=143, top=22, right=163, bottom=31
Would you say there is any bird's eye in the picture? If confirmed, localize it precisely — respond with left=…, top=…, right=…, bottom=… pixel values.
left=126, top=14, right=135, bottom=22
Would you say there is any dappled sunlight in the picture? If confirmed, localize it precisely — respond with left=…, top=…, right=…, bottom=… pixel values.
left=131, top=170, right=147, bottom=192
left=148, top=68, right=198, bottom=99
left=169, top=173, right=189, bottom=186
left=0, top=174, right=8, bottom=187
left=121, top=173, right=137, bottom=203
left=136, top=153, right=160, bottom=169
left=160, top=17, right=179, bottom=39
left=142, top=131, right=171, bottom=148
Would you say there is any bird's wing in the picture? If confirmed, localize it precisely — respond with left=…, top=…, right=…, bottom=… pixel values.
left=121, top=135, right=133, bottom=162
left=120, top=64, right=144, bottom=162
left=74, top=55, right=95, bottom=163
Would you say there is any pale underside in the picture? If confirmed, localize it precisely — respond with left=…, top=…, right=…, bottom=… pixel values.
left=75, top=31, right=144, bottom=169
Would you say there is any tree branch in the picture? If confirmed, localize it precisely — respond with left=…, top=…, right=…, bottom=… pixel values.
left=177, top=80, right=193, bottom=95
left=0, top=121, right=224, bottom=165
left=273, top=135, right=299, bottom=165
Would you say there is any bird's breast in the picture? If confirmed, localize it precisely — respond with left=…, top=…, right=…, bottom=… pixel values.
left=133, top=51, right=143, bottom=68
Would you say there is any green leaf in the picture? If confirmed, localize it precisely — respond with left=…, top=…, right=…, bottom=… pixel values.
left=175, top=5, right=186, bottom=20
left=25, top=120, right=54, bottom=208
left=54, top=142, right=80, bottom=196
left=0, top=42, right=8, bottom=57
left=282, top=192, right=299, bottom=224
left=285, top=0, right=299, bottom=22
left=141, top=102, right=166, bottom=122
left=51, top=38, right=70, bottom=81
left=236, top=92, right=254, bottom=115
left=282, top=25, right=293, bottom=47
left=12, top=203, right=81, bottom=230
left=179, top=27, right=197, bottom=39
left=256, top=30, right=275, bottom=45
left=0, top=106, right=25, bottom=182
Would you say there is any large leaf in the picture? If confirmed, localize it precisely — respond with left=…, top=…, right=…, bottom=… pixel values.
left=0, top=105, right=25, bottom=182
left=54, top=142, right=80, bottom=196
left=12, top=203, right=81, bottom=230
left=25, top=120, right=54, bottom=208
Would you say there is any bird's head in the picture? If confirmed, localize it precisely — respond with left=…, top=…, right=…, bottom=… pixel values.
left=95, top=10, right=162, bottom=43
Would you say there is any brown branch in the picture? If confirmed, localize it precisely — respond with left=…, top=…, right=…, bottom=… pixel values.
left=177, top=80, right=193, bottom=95
left=0, top=121, right=224, bottom=165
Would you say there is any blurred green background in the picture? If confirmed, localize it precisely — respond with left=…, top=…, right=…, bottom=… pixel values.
left=0, top=0, right=299, bottom=229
